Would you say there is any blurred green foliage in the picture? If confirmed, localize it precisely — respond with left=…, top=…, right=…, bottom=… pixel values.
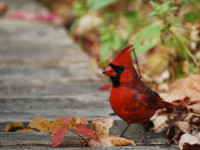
left=70, top=0, right=199, bottom=78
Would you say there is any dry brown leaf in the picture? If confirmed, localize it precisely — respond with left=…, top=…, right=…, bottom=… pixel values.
left=90, top=118, right=113, bottom=138
left=88, top=118, right=137, bottom=147
left=28, top=117, right=51, bottom=132
left=88, top=137, right=113, bottom=147
left=187, top=101, right=200, bottom=114
left=88, top=136, right=136, bottom=147
left=175, top=121, right=190, bottom=134
left=179, top=133, right=200, bottom=150
left=169, top=75, right=200, bottom=102
left=185, top=114, right=200, bottom=128
left=151, top=114, right=168, bottom=132
left=111, top=136, right=137, bottom=147
left=151, top=75, right=200, bottom=145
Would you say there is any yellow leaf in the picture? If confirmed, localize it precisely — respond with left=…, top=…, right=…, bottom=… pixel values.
left=3, top=122, right=24, bottom=132
left=49, top=117, right=70, bottom=136
left=28, top=117, right=51, bottom=132
left=17, top=128, right=35, bottom=132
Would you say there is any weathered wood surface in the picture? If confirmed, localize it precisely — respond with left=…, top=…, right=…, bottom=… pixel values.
left=0, top=121, right=178, bottom=149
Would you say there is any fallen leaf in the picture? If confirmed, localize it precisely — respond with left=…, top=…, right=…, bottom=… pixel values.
left=49, top=117, right=70, bottom=136
left=169, top=75, right=200, bottom=102
left=11, top=12, right=64, bottom=25
left=90, top=118, right=113, bottom=138
left=52, top=128, right=68, bottom=148
left=151, top=114, right=168, bottom=132
left=16, top=128, right=35, bottom=132
left=63, top=117, right=73, bottom=125
left=2, top=122, right=24, bottom=132
left=28, top=117, right=51, bottom=132
left=88, top=137, right=113, bottom=147
left=187, top=101, right=200, bottom=114
left=179, top=133, right=200, bottom=150
left=111, top=136, right=137, bottom=147
left=175, top=121, right=190, bottom=134
left=88, top=118, right=136, bottom=147
left=67, top=117, right=77, bottom=130
left=74, top=124, right=101, bottom=142
left=75, top=117, right=89, bottom=125
left=88, top=135, right=136, bottom=147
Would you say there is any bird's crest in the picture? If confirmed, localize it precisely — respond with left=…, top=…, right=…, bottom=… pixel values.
left=111, top=44, right=134, bottom=67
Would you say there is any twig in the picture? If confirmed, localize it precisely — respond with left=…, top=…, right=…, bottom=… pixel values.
left=133, top=50, right=142, bottom=78
left=71, top=129, right=88, bottom=144
left=64, top=135, right=83, bottom=141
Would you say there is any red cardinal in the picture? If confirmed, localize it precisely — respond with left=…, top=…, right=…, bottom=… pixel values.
left=103, top=44, right=175, bottom=145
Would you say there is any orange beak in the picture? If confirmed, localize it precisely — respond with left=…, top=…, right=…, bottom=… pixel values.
left=103, top=66, right=116, bottom=77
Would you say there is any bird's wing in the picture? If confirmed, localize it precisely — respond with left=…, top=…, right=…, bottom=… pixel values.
left=135, top=92, right=159, bottom=109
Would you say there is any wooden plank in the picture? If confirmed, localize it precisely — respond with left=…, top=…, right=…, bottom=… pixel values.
left=0, top=120, right=175, bottom=148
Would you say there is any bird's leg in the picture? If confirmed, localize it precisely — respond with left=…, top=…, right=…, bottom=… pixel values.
left=120, top=124, right=131, bottom=138
left=141, top=122, right=148, bottom=146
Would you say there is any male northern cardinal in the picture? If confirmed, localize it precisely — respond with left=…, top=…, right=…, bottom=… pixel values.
left=103, top=44, right=175, bottom=145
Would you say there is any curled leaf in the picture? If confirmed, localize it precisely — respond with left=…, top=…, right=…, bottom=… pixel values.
left=88, top=118, right=136, bottom=147
left=179, top=133, right=200, bottom=150
left=175, top=121, right=190, bottom=134
left=2, top=122, right=24, bottom=132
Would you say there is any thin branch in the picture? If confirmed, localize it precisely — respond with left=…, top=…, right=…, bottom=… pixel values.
left=64, top=135, right=83, bottom=141
left=133, top=50, right=142, bottom=78
left=71, top=129, right=88, bottom=144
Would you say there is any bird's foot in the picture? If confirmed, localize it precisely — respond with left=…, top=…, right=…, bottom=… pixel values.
left=141, top=136, right=148, bottom=146
left=120, top=133, right=127, bottom=138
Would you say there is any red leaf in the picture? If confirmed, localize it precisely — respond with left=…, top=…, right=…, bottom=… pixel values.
left=74, top=124, right=101, bottom=143
left=63, top=116, right=73, bottom=125
left=11, top=12, right=64, bottom=25
left=99, top=84, right=112, bottom=91
left=52, top=128, right=68, bottom=147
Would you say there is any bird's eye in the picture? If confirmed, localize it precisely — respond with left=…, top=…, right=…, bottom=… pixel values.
left=117, top=66, right=124, bottom=72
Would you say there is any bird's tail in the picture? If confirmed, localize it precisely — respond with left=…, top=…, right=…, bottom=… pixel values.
left=156, top=99, right=176, bottom=110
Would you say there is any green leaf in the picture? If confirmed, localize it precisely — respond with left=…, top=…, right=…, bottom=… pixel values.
left=99, top=44, right=110, bottom=65
left=87, top=0, right=118, bottom=11
left=133, top=23, right=163, bottom=56
left=184, top=12, right=200, bottom=23
left=99, top=25, right=121, bottom=65
left=150, top=0, right=178, bottom=18
left=150, top=1, right=160, bottom=9
left=124, top=11, right=139, bottom=24
left=169, top=19, right=181, bottom=26
left=189, top=64, right=196, bottom=73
